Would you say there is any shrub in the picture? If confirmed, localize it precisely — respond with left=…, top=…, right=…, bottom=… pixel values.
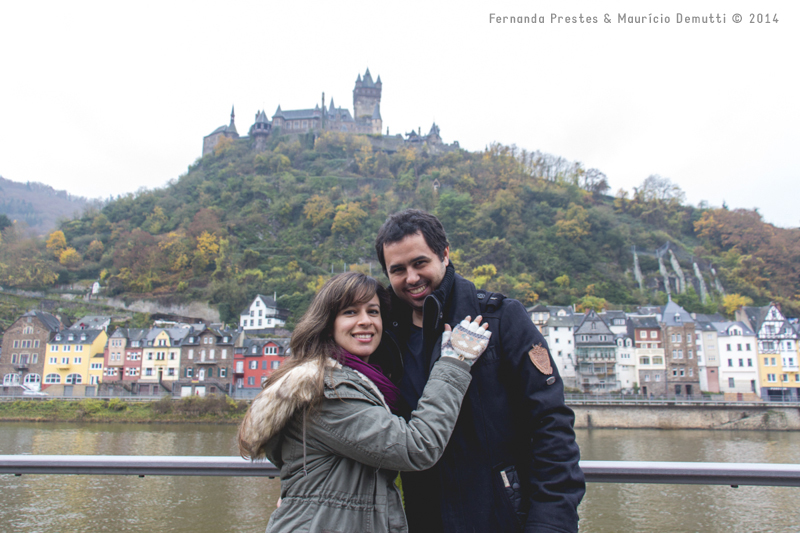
left=151, top=395, right=174, bottom=414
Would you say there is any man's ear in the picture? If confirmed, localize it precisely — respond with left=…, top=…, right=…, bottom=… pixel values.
left=442, top=246, right=450, bottom=266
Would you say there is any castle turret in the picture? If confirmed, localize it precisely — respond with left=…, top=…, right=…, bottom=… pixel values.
left=353, top=68, right=382, bottom=128
left=249, top=110, right=272, bottom=152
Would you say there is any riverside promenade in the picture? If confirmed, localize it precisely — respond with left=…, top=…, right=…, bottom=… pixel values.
left=568, top=398, right=800, bottom=430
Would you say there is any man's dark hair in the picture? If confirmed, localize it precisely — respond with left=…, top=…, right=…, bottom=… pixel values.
left=375, top=209, right=450, bottom=272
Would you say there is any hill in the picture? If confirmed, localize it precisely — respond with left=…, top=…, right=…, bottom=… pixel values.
left=1, top=131, right=798, bottom=324
left=0, top=176, right=101, bottom=235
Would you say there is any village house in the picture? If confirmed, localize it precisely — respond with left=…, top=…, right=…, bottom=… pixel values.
left=0, top=310, right=63, bottom=393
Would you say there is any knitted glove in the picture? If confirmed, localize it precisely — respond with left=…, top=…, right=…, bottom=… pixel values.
left=441, top=315, right=492, bottom=367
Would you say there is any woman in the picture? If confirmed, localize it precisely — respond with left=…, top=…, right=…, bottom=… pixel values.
left=238, top=271, right=490, bottom=533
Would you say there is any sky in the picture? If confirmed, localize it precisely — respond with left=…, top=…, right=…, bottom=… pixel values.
left=1, top=0, right=798, bottom=228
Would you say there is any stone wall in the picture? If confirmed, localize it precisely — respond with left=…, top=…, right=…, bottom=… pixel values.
left=571, top=402, right=800, bottom=430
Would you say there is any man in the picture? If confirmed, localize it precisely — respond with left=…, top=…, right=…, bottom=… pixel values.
left=374, top=209, right=584, bottom=533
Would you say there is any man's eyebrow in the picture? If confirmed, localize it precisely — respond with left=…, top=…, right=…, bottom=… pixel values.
left=388, top=255, right=429, bottom=271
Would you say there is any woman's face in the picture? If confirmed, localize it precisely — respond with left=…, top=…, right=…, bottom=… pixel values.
left=333, top=295, right=382, bottom=361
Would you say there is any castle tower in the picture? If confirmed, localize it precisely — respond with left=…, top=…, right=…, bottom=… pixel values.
left=249, top=110, right=272, bottom=152
left=353, top=69, right=382, bottom=131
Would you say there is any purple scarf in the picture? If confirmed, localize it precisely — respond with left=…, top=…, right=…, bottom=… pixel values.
left=338, top=350, right=400, bottom=410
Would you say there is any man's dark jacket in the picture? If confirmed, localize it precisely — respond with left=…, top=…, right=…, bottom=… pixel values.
left=381, top=264, right=585, bottom=533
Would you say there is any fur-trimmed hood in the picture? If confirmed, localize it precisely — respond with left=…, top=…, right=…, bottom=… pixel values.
left=238, top=358, right=337, bottom=460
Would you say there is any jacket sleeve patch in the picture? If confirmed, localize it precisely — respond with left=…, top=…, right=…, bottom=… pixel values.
left=528, top=344, right=553, bottom=376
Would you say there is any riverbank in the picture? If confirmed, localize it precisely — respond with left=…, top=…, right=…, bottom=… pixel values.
left=4, top=397, right=800, bottom=430
left=0, top=396, right=247, bottom=424
left=572, top=402, right=800, bottom=431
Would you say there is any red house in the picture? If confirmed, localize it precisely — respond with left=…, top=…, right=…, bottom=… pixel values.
left=234, top=337, right=291, bottom=389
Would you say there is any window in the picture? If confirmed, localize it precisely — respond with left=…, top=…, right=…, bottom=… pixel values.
left=650, top=331, right=657, bottom=339
left=65, top=373, right=82, bottom=384
left=249, top=360, right=258, bottom=370
left=655, top=373, right=661, bottom=381
left=771, top=358, right=777, bottom=366
left=746, top=344, right=751, bottom=351
left=63, top=345, right=70, bottom=352
left=90, top=363, right=102, bottom=369
left=189, top=349, right=194, bottom=360
left=74, top=357, right=82, bottom=364
left=45, top=373, right=61, bottom=384
left=247, top=377, right=255, bottom=386
left=748, top=359, right=753, bottom=367
left=49, top=357, right=57, bottom=364
left=767, top=374, right=776, bottom=382
left=726, top=344, right=731, bottom=352
left=148, top=353, right=153, bottom=360
left=737, top=344, right=743, bottom=351
left=783, top=374, right=789, bottom=382
left=52, top=345, right=58, bottom=352
left=222, top=349, right=227, bottom=360
left=266, top=346, right=277, bottom=355
left=672, top=369, right=678, bottom=377
left=680, top=368, right=685, bottom=377
left=729, top=377, right=735, bottom=388
left=61, top=357, right=69, bottom=365
left=644, top=374, right=651, bottom=382
left=687, top=334, right=692, bottom=342
left=12, top=340, right=19, bottom=348
left=689, top=368, right=693, bottom=377
left=652, top=356, right=664, bottom=365
left=676, top=334, right=682, bottom=342
left=738, top=359, right=744, bottom=367
left=271, top=361, right=280, bottom=370
left=168, top=368, right=175, bottom=377
left=220, top=368, right=227, bottom=378
left=262, top=361, right=267, bottom=370
left=75, top=345, right=83, bottom=352
left=677, top=350, right=683, bottom=359
left=640, top=331, right=647, bottom=339
left=728, top=359, right=733, bottom=367
left=170, top=352, right=176, bottom=360
left=640, top=357, right=650, bottom=365
left=186, top=368, right=193, bottom=377
left=145, top=368, right=153, bottom=377
left=764, top=357, right=769, bottom=365
left=688, top=350, right=693, bottom=359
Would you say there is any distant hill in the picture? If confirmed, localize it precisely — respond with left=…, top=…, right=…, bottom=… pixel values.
left=0, top=176, right=101, bottom=235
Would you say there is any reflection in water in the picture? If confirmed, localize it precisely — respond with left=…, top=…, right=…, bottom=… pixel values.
left=1, top=424, right=799, bottom=532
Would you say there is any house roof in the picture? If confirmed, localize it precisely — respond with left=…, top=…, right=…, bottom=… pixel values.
left=711, top=321, right=755, bottom=337
left=53, top=328, right=104, bottom=345
left=661, top=299, right=694, bottom=326
left=22, top=310, right=61, bottom=332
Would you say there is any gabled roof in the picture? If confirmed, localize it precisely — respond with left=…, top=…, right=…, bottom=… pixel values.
left=712, top=321, right=755, bottom=337
left=371, top=103, right=381, bottom=120
left=22, top=310, right=61, bottom=332
left=661, top=299, right=693, bottom=326
left=575, top=310, right=613, bottom=335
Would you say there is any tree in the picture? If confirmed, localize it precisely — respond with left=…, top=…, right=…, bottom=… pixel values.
left=331, top=203, right=368, bottom=235
left=46, top=230, right=67, bottom=258
left=59, top=247, right=82, bottom=268
left=86, top=239, right=104, bottom=261
left=470, top=264, right=497, bottom=289
left=722, top=294, right=754, bottom=317
left=0, top=214, right=12, bottom=232
left=304, top=195, right=335, bottom=227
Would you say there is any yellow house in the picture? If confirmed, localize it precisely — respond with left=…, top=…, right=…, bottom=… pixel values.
left=139, top=328, right=189, bottom=395
left=43, top=328, right=108, bottom=389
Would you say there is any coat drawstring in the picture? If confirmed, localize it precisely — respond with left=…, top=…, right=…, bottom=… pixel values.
left=302, top=407, right=309, bottom=477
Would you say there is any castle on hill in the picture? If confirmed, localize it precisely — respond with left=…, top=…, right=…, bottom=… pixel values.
left=202, top=69, right=458, bottom=156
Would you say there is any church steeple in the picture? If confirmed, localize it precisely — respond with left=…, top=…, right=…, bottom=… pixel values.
left=228, top=105, right=238, bottom=134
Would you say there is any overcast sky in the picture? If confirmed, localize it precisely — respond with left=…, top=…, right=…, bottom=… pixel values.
left=1, top=0, right=797, bottom=227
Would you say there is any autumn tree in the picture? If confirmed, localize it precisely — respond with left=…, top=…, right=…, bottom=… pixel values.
left=46, top=230, right=67, bottom=258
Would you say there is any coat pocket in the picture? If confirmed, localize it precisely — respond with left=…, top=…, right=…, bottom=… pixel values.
left=498, top=465, right=525, bottom=527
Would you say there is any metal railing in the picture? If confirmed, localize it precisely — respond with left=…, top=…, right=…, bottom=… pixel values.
left=2, top=456, right=800, bottom=487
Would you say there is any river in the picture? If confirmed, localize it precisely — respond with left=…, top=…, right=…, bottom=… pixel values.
left=1, top=423, right=798, bottom=532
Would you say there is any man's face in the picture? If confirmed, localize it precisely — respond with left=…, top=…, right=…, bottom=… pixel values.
left=382, top=232, right=449, bottom=316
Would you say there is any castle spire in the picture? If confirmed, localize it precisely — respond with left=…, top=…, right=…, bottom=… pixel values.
left=228, top=105, right=238, bottom=134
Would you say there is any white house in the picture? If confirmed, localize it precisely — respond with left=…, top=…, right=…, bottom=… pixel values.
left=239, top=295, right=290, bottom=331
left=714, top=321, right=759, bottom=395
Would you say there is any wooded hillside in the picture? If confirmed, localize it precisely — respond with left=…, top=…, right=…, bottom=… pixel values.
left=1, top=131, right=797, bottom=325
